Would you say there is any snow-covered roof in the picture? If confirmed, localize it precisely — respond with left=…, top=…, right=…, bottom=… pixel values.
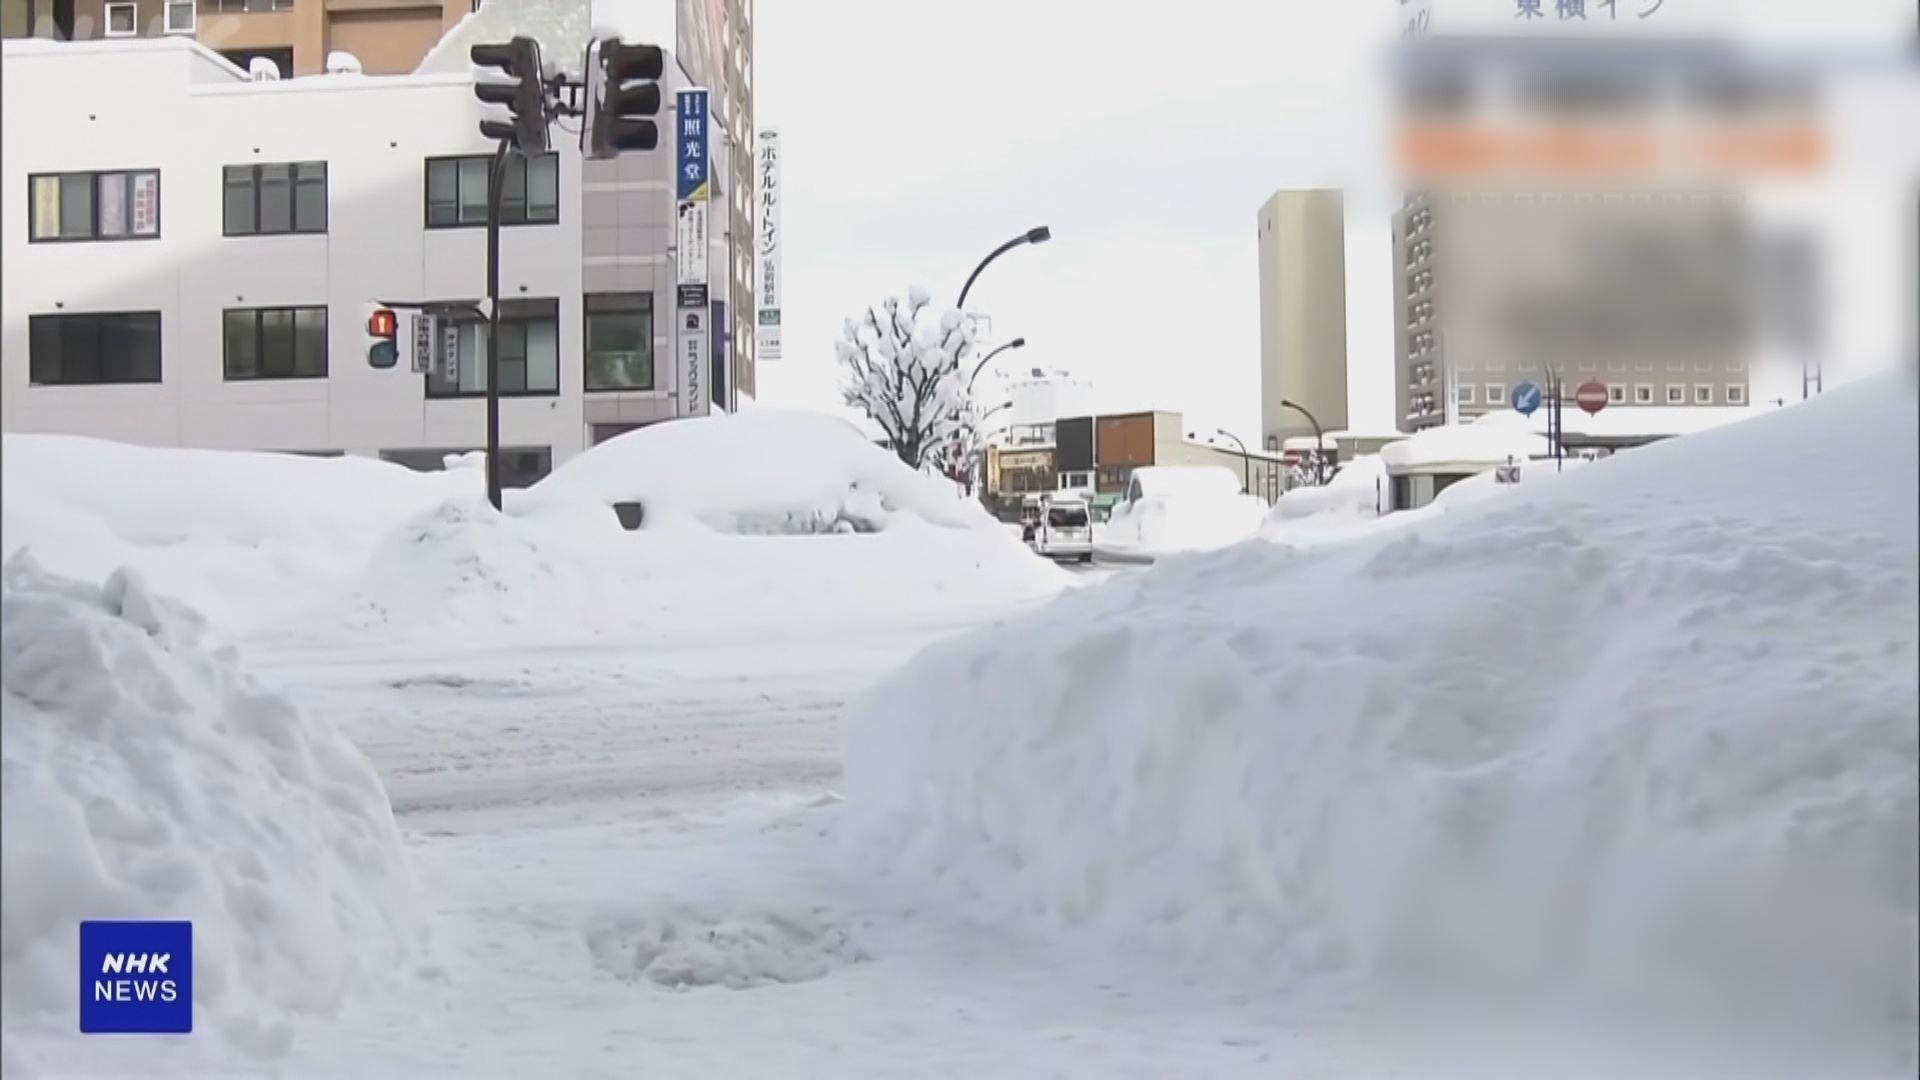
left=1379, top=424, right=1551, bottom=472
left=416, top=0, right=594, bottom=77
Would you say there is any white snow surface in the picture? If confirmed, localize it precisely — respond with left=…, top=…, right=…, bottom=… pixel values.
left=1, top=424, right=1064, bottom=649
left=843, top=375, right=1920, bottom=1069
left=1379, top=421, right=1552, bottom=470
left=0, top=436, right=474, bottom=631
left=1124, top=464, right=1243, bottom=500
left=517, top=407, right=996, bottom=534
left=0, top=557, right=425, bottom=1061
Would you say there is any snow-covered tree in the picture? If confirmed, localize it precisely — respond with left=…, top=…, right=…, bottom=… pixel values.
left=836, top=286, right=978, bottom=472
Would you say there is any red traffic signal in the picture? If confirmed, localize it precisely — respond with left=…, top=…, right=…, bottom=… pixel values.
left=367, top=308, right=397, bottom=339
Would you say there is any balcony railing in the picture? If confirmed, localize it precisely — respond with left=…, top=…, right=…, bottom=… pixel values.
left=201, top=0, right=295, bottom=13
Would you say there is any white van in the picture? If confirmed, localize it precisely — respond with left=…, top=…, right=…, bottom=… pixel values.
left=1030, top=494, right=1093, bottom=563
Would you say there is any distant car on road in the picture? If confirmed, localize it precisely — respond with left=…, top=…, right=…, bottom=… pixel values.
left=1024, top=493, right=1093, bottom=564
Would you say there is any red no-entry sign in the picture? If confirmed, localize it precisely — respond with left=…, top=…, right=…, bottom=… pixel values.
left=1576, top=379, right=1608, bottom=415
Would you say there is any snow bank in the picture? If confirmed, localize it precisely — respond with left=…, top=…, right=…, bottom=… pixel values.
left=842, top=376, right=1919, bottom=1049
left=329, top=497, right=1064, bottom=648
left=0, top=557, right=425, bottom=1058
left=1099, top=493, right=1266, bottom=558
left=1, top=436, right=473, bottom=630
left=1267, top=454, right=1387, bottom=522
left=517, top=408, right=994, bottom=534
left=1, top=425, right=1060, bottom=648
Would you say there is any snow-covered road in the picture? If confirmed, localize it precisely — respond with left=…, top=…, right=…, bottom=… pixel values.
left=148, top=617, right=1887, bottom=1080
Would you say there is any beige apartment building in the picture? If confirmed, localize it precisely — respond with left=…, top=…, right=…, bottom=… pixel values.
left=1392, top=189, right=1754, bottom=431
left=1256, top=190, right=1350, bottom=451
left=3, top=0, right=467, bottom=76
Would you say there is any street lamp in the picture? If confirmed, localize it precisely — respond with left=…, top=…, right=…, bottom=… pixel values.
left=967, top=337, right=1027, bottom=391
left=1214, top=428, right=1252, bottom=495
left=957, top=226, right=1052, bottom=311
left=1278, top=398, right=1328, bottom=485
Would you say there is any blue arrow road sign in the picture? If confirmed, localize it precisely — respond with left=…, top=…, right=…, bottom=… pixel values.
left=1512, top=381, right=1543, bottom=416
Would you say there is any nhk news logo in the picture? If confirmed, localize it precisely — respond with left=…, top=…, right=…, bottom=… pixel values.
left=79, top=921, right=192, bottom=1034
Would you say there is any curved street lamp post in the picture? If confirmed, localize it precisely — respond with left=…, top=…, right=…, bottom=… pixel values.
left=967, top=337, right=1027, bottom=391
left=957, top=226, right=1052, bottom=312
left=1279, top=398, right=1328, bottom=485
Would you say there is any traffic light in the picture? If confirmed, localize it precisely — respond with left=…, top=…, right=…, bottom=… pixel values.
left=366, top=304, right=398, bottom=370
left=583, top=36, right=664, bottom=160
left=471, top=37, right=548, bottom=153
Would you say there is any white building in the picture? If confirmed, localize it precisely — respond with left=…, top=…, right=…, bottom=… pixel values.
left=1, top=33, right=740, bottom=486
left=988, top=365, right=1095, bottom=449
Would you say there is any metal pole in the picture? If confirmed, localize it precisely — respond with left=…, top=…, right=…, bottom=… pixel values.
left=484, top=139, right=510, bottom=512
left=1215, top=429, right=1251, bottom=495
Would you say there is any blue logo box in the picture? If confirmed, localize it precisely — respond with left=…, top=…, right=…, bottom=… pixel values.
left=79, top=920, right=192, bottom=1034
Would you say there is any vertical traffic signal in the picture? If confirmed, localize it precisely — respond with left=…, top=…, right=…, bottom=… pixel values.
left=366, top=304, right=398, bottom=369
left=471, top=36, right=548, bottom=153
left=583, top=36, right=664, bottom=160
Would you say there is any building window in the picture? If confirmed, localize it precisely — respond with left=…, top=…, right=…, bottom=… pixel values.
left=1518, top=356, right=1537, bottom=372
left=164, top=0, right=194, bottom=33
left=224, top=162, right=327, bottom=235
left=1694, top=355, right=1714, bottom=372
left=1485, top=383, right=1506, bottom=404
left=104, top=2, right=136, bottom=35
left=1458, top=383, right=1476, bottom=405
left=28, top=311, right=162, bottom=385
left=223, top=306, right=327, bottom=380
left=425, top=153, right=559, bottom=228
left=1727, top=354, right=1745, bottom=372
left=28, top=170, right=160, bottom=242
left=1667, top=357, right=1687, bottom=373
left=1483, top=355, right=1504, bottom=373
left=206, top=0, right=295, bottom=10
left=1634, top=356, right=1654, bottom=372
left=1608, top=384, right=1626, bottom=404
left=1606, top=357, right=1627, bottom=373
left=1635, top=384, right=1654, bottom=404
left=1694, top=384, right=1714, bottom=404
left=584, top=292, right=653, bottom=391
left=1726, top=383, right=1746, bottom=404
left=1667, top=384, right=1686, bottom=404
left=426, top=299, right=559, bottom=397
left=1577, top=356, right=1597, bottom=371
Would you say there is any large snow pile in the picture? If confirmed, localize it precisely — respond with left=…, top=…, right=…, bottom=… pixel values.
left=335, top=497, right=1063, bottom=648
left=1, top=436, right=473, bottom=630
left=0, top=556, right=425, bottom=1059
left=1125, top=464, right=1243, bottom=500
left=516, top=408, right=995, bottom=534
left=1268, top=454, right=1387, bottom=522
left=842, top=376, right=1919, bottom=1055
left=1099, top=466, right=1267, bottom=557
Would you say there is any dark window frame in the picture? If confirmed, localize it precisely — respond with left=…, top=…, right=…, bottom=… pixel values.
left=27, top=310, right=164, bottom=386
left=27, top=168, right=162, bottom=244
left=222, top=305, right=329, bottom=381
left=583, top=291, right=655, bottom=392
left=424, top=298, right=562, bottom=399
left=423, top=152, right=560, bottom=229
left=223, top=161, right=328, bottom=236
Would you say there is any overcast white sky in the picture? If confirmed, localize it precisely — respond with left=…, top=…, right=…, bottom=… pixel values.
left=749, top=0, right=1915, bottom=435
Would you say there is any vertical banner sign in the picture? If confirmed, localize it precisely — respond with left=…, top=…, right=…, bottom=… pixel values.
left=755, top=129, right=783, bottom=362
left=677, top=88, right=712, bottom=417
left=442, top=321, right=460, bottom=382
left=410, top=314, right=433, bottom=374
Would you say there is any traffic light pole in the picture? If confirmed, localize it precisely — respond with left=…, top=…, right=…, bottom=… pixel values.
left=484, top=137, right=511, bottom=511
